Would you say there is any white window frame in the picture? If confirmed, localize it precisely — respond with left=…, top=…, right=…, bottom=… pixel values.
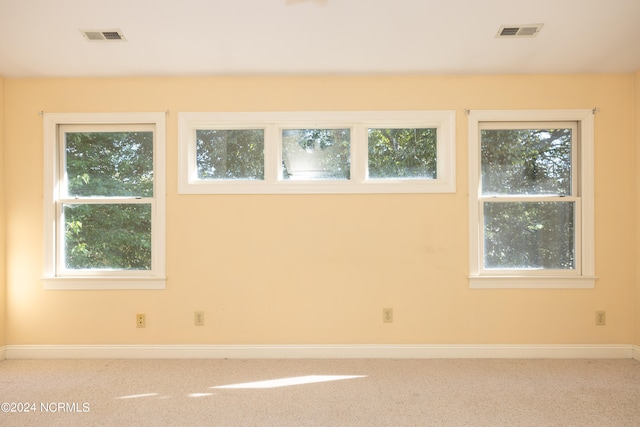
left=43, top=112, right=166, bottom=290
left=468, top=109, right=596, bottom=289
left=178, top=111, right=455, bottom=194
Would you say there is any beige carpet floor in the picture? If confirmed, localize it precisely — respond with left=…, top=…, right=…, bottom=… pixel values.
left=1, top=358, right=639, bottom=426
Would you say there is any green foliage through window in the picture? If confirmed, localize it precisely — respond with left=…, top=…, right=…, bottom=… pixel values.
left=63, top=130, right=154, bottom=271
left=196, top=129, right=264, bottom=180
left=481, top=128, right=572, bottom=196
left=368, top=128, right=437, bottom=179
left=65, top=132, right=153, bottom=197
left=281, top=129, right=350, bottom=180
left=179, top=111, right=456, bottom=193
left=64, top=204, right=152, bottom=270
left=484, top=202, right=575, bottom=270
left=480, top=126, right=575, bottom=271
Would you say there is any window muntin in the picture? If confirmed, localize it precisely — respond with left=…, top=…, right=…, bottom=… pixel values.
left=281, top=128, right=351, bottom=180
left=178, top=111, right=456, bottom=194
left=43, top=113, right=166, bottom=290
left=468, top=110, right=595, bottom=289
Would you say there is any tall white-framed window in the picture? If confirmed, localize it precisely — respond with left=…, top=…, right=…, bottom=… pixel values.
left=178, top=110, right=455, bottom=194
left=468, top=110, right=596, bottom=289
left=43, top=113, right=166, bottom=290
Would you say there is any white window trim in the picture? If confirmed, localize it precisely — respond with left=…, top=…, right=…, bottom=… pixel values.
left=178, top=111, right=456, bottom=194
left=43, top=112, right=166, bottom=290
left=467, top=109, right=596, bottom=289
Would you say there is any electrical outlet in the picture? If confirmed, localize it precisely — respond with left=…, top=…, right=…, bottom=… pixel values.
left=595, top=311, right=606, bottom=326
left=194, top=311, right=204, bottom=326
left=383, top=308, right=393, bottom=323
left=136, top=313, right=146, bottom=328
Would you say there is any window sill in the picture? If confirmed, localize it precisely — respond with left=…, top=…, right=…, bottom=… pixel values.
left=43, top=276, right=166, bottom=290
left=179, top=179, right=456, bottom=194
left=469, top=275, right=597, bottom=289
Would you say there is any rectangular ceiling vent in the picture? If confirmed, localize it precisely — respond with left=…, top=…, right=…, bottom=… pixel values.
left=496, top=24, right=543, bottom=38
left=81, top=30, right=126, bottom=42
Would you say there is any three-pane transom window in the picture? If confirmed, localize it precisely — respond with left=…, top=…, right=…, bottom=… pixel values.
left=178, top=111, right=455, bottom=194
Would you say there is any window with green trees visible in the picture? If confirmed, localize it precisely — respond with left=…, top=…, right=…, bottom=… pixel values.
left=282, top=128, right=351, bottom=180
left=481, top=126, right=575, bottom=270
left=63, top=129, right=154, bottom=270
left=43, top=113, right=166, bottom=290
left=368, top=128, right=437, bottom=179
left=196, top=129, right=264, bottom=180
left=178, top=111, right=455, bottom=194
left=468, top=110, right=595, bottom=289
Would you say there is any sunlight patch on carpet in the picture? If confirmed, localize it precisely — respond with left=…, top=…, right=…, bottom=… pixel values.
left=212, top=375, right=366, bottom=389
left=117, top=393, right=159, bottom=399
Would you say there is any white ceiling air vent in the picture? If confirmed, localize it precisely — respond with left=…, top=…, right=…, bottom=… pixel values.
left=81, top=29, right=127, bottom=42
left=496, top=24, right=543, bottom=38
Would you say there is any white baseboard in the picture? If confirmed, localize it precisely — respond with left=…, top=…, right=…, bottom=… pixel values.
left=4, top=344, right=635, bottom=360
left=0, top=346, right=5, bottom=361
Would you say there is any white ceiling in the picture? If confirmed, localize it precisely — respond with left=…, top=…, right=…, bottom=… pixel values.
left=0, top=0, right=639, bottom=78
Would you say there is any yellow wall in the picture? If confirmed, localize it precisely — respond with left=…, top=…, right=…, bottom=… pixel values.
left=635, top=71, right=640, bottom=348
left=0, top=76, right=5, bottom=349
left=3, top=75, right=636, bottom=345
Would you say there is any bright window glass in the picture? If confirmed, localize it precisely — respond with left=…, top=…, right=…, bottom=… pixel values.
left=196, top=129, right=264, bottom=180
left=64, top=131, right=154, bottom=197
left=63, top=203, right=152, bottom=270
left=368, top=127, right=437, bottom=179
left=480, top=128, right=572, bottom=196
left=483, top=201, right=575, bottom=270
left=479, top=123, right=576, bottom=273
left=281, top=128, right=350, bottom=180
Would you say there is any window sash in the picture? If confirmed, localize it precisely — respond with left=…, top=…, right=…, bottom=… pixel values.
left=478, top=197, right=581, bottom=276
left=478, top=121, right=579, bottom=275
left=60, top=124, right=156, bottom=198
left=57, top=198, right=155, bottom=276
left=479, top=122, right=578, bottom=197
